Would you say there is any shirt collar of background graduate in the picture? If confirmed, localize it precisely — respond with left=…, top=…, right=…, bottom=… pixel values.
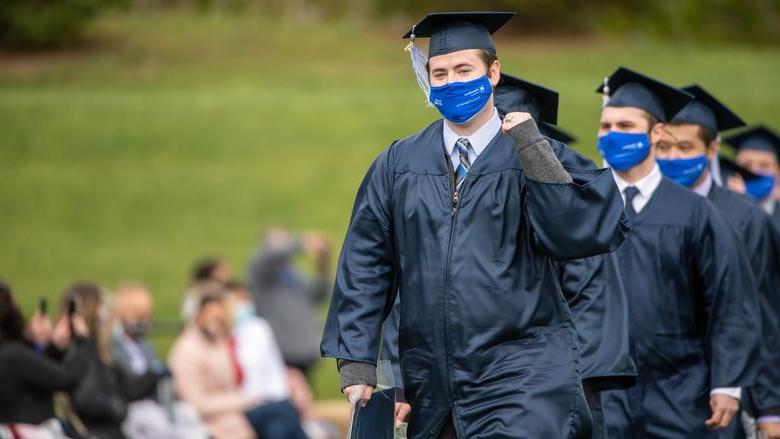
left=718, top=156, right=760, bottom=182
left=402, top=11, right=515, bottom=102
left=724, top=125, right=780, bottom=160
left=670, top=84, right=745, bottom=134
left=596, top=66, right=694, bottom=122
left=495, top=72, right=576, bottom=144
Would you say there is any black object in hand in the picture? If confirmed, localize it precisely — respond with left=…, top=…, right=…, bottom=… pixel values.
left=39, top=297, right=48, bottom=315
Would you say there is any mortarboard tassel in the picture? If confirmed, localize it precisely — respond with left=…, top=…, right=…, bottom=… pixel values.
left=601, top=76, right=610, bottom=107
left=404, top=28, right=433, bottom=107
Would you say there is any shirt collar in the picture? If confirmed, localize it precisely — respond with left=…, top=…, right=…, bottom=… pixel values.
left=613, top=163, right=663, bottom=198
left=442, top=107, right=501, bottom=157
left=764, top=198, right=776, bottom=215
left=692, top=172, right=713, bottom=197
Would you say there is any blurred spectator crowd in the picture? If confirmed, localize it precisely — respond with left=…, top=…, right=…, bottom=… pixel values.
left=0, top=227, right=340, bottom=439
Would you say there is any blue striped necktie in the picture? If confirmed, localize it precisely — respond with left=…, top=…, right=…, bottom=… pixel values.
left=455, top=138, right=472, bottom=193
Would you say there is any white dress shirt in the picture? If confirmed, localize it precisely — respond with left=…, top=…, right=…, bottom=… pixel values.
left=442, top=108, right=501, bottom=170
left=613, top=165, right=740, bottom=399
left=763, top=197, right=776, bottom=215
left=612, top=163, right=663, bottom=214
left=692, top=173, right=714, bottom=198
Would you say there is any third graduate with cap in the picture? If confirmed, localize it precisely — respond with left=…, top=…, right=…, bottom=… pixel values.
left=495, top=72, right=637, bottom=439
left=654, top=85, right=780, bottom=437
left=321, top=12, right=629, bottom=438
left=725, top=125, right=780, bottom=231
left=594, top=67, right=760, bottom=437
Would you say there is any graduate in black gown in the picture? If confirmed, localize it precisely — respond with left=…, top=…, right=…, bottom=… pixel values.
left=654, top=85, right=780, bottom=438
left=724, top=126, right=780, bottom=231
left=321, top=12, right=629, bottom=438
left=594, top=67, right=761, bottom=438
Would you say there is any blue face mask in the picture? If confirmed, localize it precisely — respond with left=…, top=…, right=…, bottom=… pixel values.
left=745, top=173, right=776, bottom=201
left=656, top=155, right=709, bottom=187
left=232, top=303, right=255, bottom=327
left=429, top=75, right=493, bottom=125
left=597, top=131, right=652, bottom=171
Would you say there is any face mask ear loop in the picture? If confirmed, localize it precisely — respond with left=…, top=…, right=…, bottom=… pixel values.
left=405, top=27, right=433, bottom=107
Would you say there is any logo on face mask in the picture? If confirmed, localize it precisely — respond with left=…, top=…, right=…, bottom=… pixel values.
left=597, top=131, right=652, bottom=171
left=428, top=75, right=493, bottom=125
left=657, top=155, right=709, bottom=187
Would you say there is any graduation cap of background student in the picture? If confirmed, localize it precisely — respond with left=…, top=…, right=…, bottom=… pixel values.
left=724, top=125, right=780, bottom=161
left=670, top=85, right=745, bottom=133
left=718, top=156, right=761, bottom=182
left=596, top=67, right=693, bottom=122
left=403, top=11, right=516, bottom=57
left=494, top=72, right=576, bottom=144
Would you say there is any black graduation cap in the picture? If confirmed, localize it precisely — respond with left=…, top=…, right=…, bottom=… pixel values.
left=596, top=67, right=693, bottom=122
left=724, top=125, right=780, bottom=160
left=718, top=156, right=759, bottom=181
left=539, top=123, right=577, bottom=144
left=402, top=12, right=515, bottom=58
left=495, top=73, right=559, bottom=125
left=671, top=85, right=745, bottom=133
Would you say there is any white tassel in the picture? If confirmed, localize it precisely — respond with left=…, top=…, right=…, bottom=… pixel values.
left=601, top=76, right=610, bottom=107
left=404, top=31, right=432, bottom=107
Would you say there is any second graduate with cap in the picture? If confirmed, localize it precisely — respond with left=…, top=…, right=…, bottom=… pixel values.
left=321, top=12, right=630, bottom=438
left=594, top=67, right=760, bottom=437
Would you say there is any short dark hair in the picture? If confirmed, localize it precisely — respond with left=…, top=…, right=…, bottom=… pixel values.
left=192, top=258, right=222, bottom=282
left=426, top=49, right=498, bottom=74
left=643, top=113, right=659, bottom=134
left=666, top=122, right=718, bottom=146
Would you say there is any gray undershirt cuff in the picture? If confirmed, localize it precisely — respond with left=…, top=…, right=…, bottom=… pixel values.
left=338, top=359, right=377, bottom=390
left=508, top=118, right=573, bottom=184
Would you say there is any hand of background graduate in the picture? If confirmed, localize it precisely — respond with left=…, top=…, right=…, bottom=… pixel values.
left=395, top=402, right=411, bottom=427
left=758, top=421, right=780, bottom=439
left=343, top=384, right=373, bottom=408
left=500, top=112, right=532, bottom=133
left=705, top=394, right=739, bottom=429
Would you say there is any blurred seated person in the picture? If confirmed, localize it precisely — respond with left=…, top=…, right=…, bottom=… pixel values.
left=168, top=294, right=259, bottom=439
left=0, top=281, right=88, bottom=436
left=181, top=258, right=232, bottom=323
left=61, top=282, right=164, bottom=439
left=110, top=283, right=207, bottom=439
left=247, top=227, right=331, bottom=376
left=224, top=282, right=308, bottom=439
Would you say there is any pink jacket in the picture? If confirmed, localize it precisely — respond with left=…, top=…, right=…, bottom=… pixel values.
left=168, top=325, right=257, bottom=439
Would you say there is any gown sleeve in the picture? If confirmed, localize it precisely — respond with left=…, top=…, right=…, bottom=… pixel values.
left=556, top=253, right=636, bottom=390
left=320, top=146, right=398, bottom=365
left=521, top=136, right=629, bottom=261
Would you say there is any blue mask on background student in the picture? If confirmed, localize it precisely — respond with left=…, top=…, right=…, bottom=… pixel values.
left=597, top=131, right=651, bottom=171
left=656, top=155, right=709, bottom=187
left=744, top=173, right=776, bottom=200
left=429, top=75, right=493, bottom=124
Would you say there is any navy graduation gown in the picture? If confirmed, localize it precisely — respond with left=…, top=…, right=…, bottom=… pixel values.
left=602, top=178, right=761, bottom=438
left=709, top=186, right=780, bottom=422
left=322, top=119, right=628, bottom=438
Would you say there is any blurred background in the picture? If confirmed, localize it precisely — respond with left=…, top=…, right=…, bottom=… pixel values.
left=1, top=0, right=780, bottom=401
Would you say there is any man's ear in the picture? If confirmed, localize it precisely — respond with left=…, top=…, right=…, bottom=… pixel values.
left=706, top=140, right=720, bottom=159
left=649, top=122, right=665, bottom=144
left=488, top=60, right=501, bottom=87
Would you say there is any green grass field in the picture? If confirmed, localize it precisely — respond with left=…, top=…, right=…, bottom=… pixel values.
left=1, top=11, right=779, bottom=400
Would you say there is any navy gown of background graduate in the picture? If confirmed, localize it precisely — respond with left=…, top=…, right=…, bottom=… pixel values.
left=717, top=157, right=780, bottom=427
left=594, top=67, right=761, bottom=438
